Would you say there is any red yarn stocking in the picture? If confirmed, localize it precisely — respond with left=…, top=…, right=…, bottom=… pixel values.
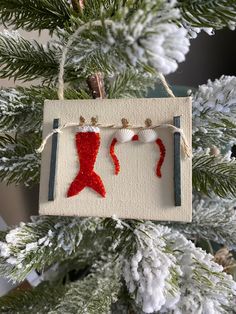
left=109, top=134, right=138, bottom=175
left=110, top=138, right=120, bottom=175
left=67, top=131, right=106, bottom=198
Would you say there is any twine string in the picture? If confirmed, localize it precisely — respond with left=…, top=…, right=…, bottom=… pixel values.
left=158, top=73, right=175, bottom=98
left=36, top=122, right=191, bottom=158
left=58, top=20, right=112, bottom=100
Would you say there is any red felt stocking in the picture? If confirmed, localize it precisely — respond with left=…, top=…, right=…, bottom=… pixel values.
left=67, top=126, right=106, bottom=198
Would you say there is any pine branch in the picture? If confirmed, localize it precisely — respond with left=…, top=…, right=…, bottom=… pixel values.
left=0, top=216, right=102, bottom=282
left=0, top=31, right=81, bottom=83
left=0, top=0, right=73, bottom=32
left=193, top=115, right=236, bottom=153
left=0, top=133, right=40, bottom=186
left=0, top=282, right=66, bottom=314
left=123, top=222, right=236, bottom=313
left=0, top=1, right=190, bottom=83
left=0, top=73, right=153, bottom=135
left=193, top=154, right=236, bottom=198
left=192, top=76, right=236, bottom=153
left=0, top=88, right=43, bottom=133
left=171, top=194, right=236, bottom=249
left=71, top=0, right=123, bottom=23
left=178, top=0, right=236, bottom=29
left=0, top=0, right=123, bottom=32
left=65, top=0, right=190, bottom=77
left=0, top=85, right=92, bottom=185
left=0, top=256, right=121, bottom=314
left=107, top=70, right=156, bottom=99
left=0, top=86, right=91, bottom=133
left=49, top=256, right=122, bottom=314
left=0, top=216, right=135, bottom=283
left=0, top=31, right=61, bottom=82
left=1, top=219, right=236, bottom=312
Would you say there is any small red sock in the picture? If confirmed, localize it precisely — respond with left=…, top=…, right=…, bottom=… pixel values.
left=110, top=138, right=120, bottom=175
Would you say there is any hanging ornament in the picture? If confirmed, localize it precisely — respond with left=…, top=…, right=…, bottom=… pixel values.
left=136, top=119, right=166, bottom=178
left=109, top=118, right=136, bottom=175
left=39, top=97, right=192, bottom=221
left=67, top=117, right=106, bottom=198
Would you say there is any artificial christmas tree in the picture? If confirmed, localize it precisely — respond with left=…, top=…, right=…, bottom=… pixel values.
left=0, top=1, right=235, bottom=313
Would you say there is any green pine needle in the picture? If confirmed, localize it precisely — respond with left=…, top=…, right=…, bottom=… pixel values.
left=0, top=282, right=66, bottom=314
left=178, top=0, right=236, bottom=28
left=0, top=216, right=102, bottom=282
left=0, top=133, right=40, bottom=186
left=107, top=70, right=156, bottom=99
left=0, top=0, right=73, bottom=32
left=0, top=86, right=91, bottom=133
left=49, top=259, right=122, bottom=314
left=193, top=154, right=236, bottom=198
left=0, top=33, right=60, bottom=82
left=0, top=257, right=121, bottom=314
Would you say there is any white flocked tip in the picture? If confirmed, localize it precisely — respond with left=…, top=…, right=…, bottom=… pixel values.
left=77, top=126, right=100, bottom=133
left=115, top=129, right=135, bottom=143
left=138, top=129, right=158, bottom=143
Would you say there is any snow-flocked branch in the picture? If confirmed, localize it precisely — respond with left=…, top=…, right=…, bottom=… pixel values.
left=123, top=222, right=236, bottom=313
left=192, top=76, right=236, bottom=154
left=172, top=194, right=236, bottom=249
left=1, top=219, right=236, bottom=313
